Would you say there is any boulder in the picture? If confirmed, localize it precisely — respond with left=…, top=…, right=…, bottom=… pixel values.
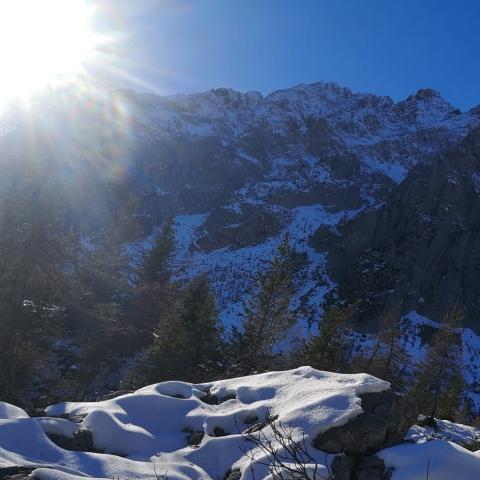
left=47, top=428, right=100, bottom=452
left=314, top=390, right=417, bottom=455
left=331, top=455, right=393, bottom=480
left=0, top=467, right=34, bottom=480
left=224, top=468, right=241, bottom=480
left=186, top=431, right=204, bottom=447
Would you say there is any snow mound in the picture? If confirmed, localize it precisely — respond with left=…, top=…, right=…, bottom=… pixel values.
left=0, top=402, right=28, bottom=420
left=2, top=367, right=480, bottom=479
left=380, top=440, right=480, bottom=480
left=2, top=367, right=387, bottom=479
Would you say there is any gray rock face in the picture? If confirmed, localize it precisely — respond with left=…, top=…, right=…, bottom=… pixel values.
left=186, top=431, right=204, bottom=447
left=328, top=127, right=480, bottom=331
left=2, top=81, right=478, bottom=328
left=224, top=468, right=241, bottom=480
left=314, top=390, right=417, bottom=455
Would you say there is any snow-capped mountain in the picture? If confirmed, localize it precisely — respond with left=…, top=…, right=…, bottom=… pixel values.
left=118, top=82, right=480, bottom=327
left=1, top=81, right=480, bottom=327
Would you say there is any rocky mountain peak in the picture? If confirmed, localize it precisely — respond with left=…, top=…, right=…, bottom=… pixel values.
left=397, top=88, right=458, bottom=123
left=414, top=87, right=444, bottom=101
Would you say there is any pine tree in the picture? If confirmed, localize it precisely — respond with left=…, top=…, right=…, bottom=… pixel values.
left=358, top=308, right=411, bottom=391
left=137, top=275, right=225, bottom=384
left=141, top=216, right=175, bottom=285
left=297, top=305, right=351, bottom=372
left=0, top=173, right=77, bottom=401
left=231, top=234, right=296, bottom=375
left=132, top=217, right=176, bottom=340
left=73, top=195, right=141, bottom=376
left=436, top=373, right=466, bottom=421
left=413, top=307, right=464, bottom=419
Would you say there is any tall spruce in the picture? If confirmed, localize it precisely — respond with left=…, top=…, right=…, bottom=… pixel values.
left=61, top=194, right=143, bottom=400
left=132, top=216, right=176, bottom=341
left=231, top=234, right=296, bottom=375
left=297, top=305, right=351, bottom=372
left=0, top=173, right=77, bottom=401
left=137, top=275, right=224, bottom=384
left=354, top=308, right=411, bottom=391
left=141, top=216, right=175, bottom=285
left=413, top=307, right=464, bottom=419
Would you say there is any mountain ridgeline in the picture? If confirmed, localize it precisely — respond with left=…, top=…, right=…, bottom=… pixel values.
left=1, top=81, right=480, bottom=413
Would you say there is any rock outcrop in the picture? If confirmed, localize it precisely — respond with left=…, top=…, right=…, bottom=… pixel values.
left=328, top=127, right=480, bottom=331
left=314, top=390, right=417, bottom=455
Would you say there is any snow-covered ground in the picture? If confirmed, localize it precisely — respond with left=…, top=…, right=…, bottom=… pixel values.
left=1, top=367, right=480, bottom=480
left=171, top=202, right=360, bottom=329
left=380, top=441, right=480, bottom=480
left=407, top=417, right=480, bottom=447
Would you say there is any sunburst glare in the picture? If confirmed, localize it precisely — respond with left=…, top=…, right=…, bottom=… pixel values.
left=0, top=0, right=105, bottom=106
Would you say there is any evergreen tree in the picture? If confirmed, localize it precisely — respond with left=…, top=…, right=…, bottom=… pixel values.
left=132, top=217, right=176, bottom=340
left=72, top=195, right=141, bottom=380
left=141, top=216, right=175, bottom=285
left=297, top=305, right=351, bottom=372
left=355, top=308, right=411, bottom=391
left=0, top=173, right=77, bottom=401
left=230, top=234, right=296, bottom=375
left=413, top=307, right=464, bottom=419
left=136, top=275, right=224, bottom=384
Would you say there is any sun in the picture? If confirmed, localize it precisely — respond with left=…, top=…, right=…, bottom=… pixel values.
left=0, top=0, right=101, bottom=104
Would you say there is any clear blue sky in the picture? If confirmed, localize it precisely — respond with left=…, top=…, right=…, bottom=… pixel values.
left=105, top=0, right=480, bottom=110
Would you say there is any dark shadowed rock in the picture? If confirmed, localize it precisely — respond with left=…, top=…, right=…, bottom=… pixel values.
left=186, top=431, right=205, bottom=447
left=0, top=467, right=34, bottom=480
left=417, top=414, right=437, bottom=429
left=213, top=426, right=229, bottom=437
left=354, top=456, right=393, bottom=480
left=330, top=455, right=356, bottom=480
left=199, top=388, right=218, bottom=405
left=331, top=455, right=393, bottom=480
left=314, top=389, right=417, bottom=455
left=224, top=468, right=241, bottom=480
left=47, top=428, right=100, bottom=452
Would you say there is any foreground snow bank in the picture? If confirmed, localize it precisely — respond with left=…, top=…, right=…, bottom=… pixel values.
left=1, top=367, right=388, bottom=479
left=0, top=367, right=479, bottom=480
left=380, top=440, right=480, bottom=480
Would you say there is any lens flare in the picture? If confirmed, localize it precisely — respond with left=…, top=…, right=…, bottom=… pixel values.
left=0, top=0, right=103, bottom=105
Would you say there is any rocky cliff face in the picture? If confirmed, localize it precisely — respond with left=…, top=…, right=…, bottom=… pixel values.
left=1, top=81, right=480, bottom=327
left=119, top=82, right=480, bottom=326
left=327, top=128, right=480, bottom=331
left=4, top=81, right=480, bottom=408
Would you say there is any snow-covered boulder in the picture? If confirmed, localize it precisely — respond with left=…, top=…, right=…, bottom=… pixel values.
left=314, top=389, right=418, bottom=455
left=407, top=416, right=480, bottom=448
left=0, top=368, right=479, bottom=480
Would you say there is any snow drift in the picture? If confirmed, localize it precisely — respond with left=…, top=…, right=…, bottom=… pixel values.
left=0, top=367, right=479, bottom=480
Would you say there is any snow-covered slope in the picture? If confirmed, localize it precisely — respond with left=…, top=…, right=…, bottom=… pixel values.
left=1, top=368, right=479, bottom=480
left=1, top=82, right=479, bottom=327
left=121, top=83, right=480, bottom=325
left=1, top=368, right=387, bottom=479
